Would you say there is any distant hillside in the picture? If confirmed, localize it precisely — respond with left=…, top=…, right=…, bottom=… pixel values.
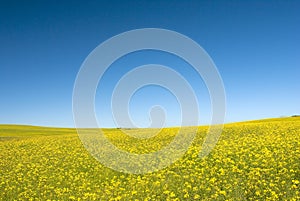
left=0, top=117, right=299, bottom=137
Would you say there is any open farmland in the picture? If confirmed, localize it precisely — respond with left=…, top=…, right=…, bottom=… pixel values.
left=0, top=117, right=299, bottom=200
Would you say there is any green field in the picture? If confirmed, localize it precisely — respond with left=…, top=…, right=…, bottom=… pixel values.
left=0, top=117, right=299, bottom=200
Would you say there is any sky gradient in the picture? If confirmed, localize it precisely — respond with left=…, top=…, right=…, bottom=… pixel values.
left=1, top=0, right=299, bottom=127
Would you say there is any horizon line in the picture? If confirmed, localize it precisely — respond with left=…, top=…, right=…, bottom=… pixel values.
left=0, top=116, right=299, bottom=129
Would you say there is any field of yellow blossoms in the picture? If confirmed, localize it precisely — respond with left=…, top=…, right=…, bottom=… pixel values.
left=0, top=117, right=299, bottom=200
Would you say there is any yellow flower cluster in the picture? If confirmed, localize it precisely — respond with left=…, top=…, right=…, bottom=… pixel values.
left=0, top=117, right=299, bottom=200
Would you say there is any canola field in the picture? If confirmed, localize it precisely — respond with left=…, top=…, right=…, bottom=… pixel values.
left=0, top=117, right=299, bottom=200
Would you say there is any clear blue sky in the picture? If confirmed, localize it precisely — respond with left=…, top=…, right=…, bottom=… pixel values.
left=0, top=0, right=299, bottom=127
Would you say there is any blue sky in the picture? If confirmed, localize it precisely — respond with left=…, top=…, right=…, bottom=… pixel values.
left=0, top=0, right=299, bottom=127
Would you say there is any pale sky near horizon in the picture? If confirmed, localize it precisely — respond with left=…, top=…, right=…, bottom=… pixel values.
left=0, top=0, right=299, bottom=127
